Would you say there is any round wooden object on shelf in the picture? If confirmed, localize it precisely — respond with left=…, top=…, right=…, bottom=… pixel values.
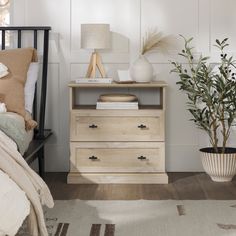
left=99, top=94, right=137, bottom=102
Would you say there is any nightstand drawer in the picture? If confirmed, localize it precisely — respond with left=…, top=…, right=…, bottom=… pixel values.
left=70, top=114, right=164, bottom=141
left=70, top=143, right=165, bottom=173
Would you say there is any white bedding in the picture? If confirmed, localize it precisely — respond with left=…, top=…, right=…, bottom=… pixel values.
left=0, top=169, right=30, bottom=236
left=0, top=112, right=34, bottom=155
left=25, top=62, right=39, bottom=114
left=0, top=130, right=30, bottom=235
left=0, top=129, right=54, bottom=236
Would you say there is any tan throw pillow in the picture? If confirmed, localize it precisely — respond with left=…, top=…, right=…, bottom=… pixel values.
left=0, top=48, right=38, bottom=129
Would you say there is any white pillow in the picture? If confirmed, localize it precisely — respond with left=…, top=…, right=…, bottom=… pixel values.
left=24, top=62, right=39, bottom=114
left=0, top=62, right=9, bottom=79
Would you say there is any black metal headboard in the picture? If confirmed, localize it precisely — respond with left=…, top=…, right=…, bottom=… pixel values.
left=0, top=26, right=51, bottom=139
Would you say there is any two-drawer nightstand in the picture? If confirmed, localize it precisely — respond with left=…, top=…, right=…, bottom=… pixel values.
left=67, top=81, right=168, bottom=184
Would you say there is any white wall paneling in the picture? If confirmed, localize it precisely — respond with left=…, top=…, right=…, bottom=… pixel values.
left=70, top=0, right=140, bottom=63
left=198, top=0, right=211, bottom=53
left=12, top=0, right=236, bottom=171
left=141, top=0, right=199, bottom=63
left=11, top=0, right=26, bottom=25
left=210, top=0, right=236, bottom=52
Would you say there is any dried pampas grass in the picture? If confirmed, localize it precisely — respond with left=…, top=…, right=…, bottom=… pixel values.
left=141, top=29, right=175, bottom=55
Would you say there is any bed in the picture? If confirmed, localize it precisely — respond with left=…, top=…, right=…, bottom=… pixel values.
left=0, top=27, right=54, bottom=236
left=0, top=26, right=53, bottom=178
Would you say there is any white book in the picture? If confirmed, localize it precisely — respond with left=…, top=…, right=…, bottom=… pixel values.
left=96, top=101, right=139, bottom=110
left=75, top=78, right=113, bottom=84
left=96, top=102, right=138, bottom=106
left=97, top=105, right=138, bottom=108
left=96, top=106, right=138, bottom=110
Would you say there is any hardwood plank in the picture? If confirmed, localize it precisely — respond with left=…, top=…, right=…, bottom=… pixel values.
left=141, top=184, right=179, bottom=200
left=102, top=184, right=142, bottom=200
left=75, top=184, right=101, bottom=200
left=171, top=173, right=206, bottom=200
left=196, top=173, right=236, bottom=200
left=45, top=172, right=236, bottom=200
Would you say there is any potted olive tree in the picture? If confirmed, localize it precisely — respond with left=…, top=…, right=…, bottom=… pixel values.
left=171, top=36, right=236, bottom=182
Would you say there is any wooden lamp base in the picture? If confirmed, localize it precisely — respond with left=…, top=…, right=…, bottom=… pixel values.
left=86, top=52, right=106, bottom=78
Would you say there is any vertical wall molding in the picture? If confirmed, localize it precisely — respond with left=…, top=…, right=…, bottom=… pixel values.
left=11, top=0, right=26, bottom=25
left=139, top=0, right=142, bottom=55
left=198, top=0, right=211, bottom=53
left=209, top=0, right=212, bottom=53
left=69, top=0, right=72, bottom=53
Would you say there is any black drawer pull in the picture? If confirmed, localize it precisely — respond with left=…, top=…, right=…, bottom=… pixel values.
left=89, top=124, right=98, bottom=128
left=137, top=155, right=147, bottom=160
left=89, top=155, right=98, bottom=160
left=138, top=124, right=147, bottom=129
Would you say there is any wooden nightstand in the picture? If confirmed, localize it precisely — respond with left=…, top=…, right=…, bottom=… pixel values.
left=67, top=81, right=168, bottom=184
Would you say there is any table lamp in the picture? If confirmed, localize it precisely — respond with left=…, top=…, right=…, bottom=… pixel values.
left=81, top=24, right=111, bottom=78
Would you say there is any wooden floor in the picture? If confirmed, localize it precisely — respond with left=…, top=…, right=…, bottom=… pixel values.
left=45, top=172, right=236, bottom=200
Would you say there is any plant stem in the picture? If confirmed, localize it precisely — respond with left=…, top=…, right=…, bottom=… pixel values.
left=209, top=106, right=219, bottom=152
left=221, top=104, right=226, bottom=153
left=212, top=120, right=219, bottom=153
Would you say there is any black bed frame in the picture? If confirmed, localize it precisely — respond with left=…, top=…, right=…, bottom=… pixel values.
left=0, top=26, right=52, bottom=178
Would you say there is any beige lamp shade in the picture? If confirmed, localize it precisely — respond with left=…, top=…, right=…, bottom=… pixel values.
left=81, top=24, right=111, bottom=49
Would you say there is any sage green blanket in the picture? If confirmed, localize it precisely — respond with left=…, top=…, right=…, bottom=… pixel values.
left=0, top=112, right=33, bottom=155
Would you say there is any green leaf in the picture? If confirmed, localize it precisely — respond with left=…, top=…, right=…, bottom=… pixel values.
left=222, top=44, right=229, bottom=49
left=222, top=38, right=229, bottom=44
left=216, top=39, right=221, bottom=45
left=180, top=73, right=191, bottom=79
left=178, top=53, right=187, bottom=57
left=187, top=37, right=194, bottom=43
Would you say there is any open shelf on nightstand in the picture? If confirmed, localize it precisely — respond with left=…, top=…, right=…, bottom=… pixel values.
left=72, top=105, right=163, bottom=110
left=69, top=81, right=167, bottom=111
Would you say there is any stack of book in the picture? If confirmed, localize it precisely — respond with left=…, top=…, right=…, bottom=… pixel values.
left=96, top=94, right=139, bottom=110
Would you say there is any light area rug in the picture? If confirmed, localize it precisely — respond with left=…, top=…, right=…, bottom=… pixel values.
left=18, top=200, right=236, bottom=236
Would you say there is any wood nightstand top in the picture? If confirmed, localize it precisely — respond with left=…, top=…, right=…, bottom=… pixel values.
left=68, top=81, right=168, bottom=88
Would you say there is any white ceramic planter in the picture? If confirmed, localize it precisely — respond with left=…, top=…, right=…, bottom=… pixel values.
left=130, top=55, right=153, bottom=83
left=200, top=148, right=236, bottom=182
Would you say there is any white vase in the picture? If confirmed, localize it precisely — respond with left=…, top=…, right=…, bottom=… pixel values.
left=200, top=148, right=236, bottom=182
left=130, top=55, right=153, bottom=83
